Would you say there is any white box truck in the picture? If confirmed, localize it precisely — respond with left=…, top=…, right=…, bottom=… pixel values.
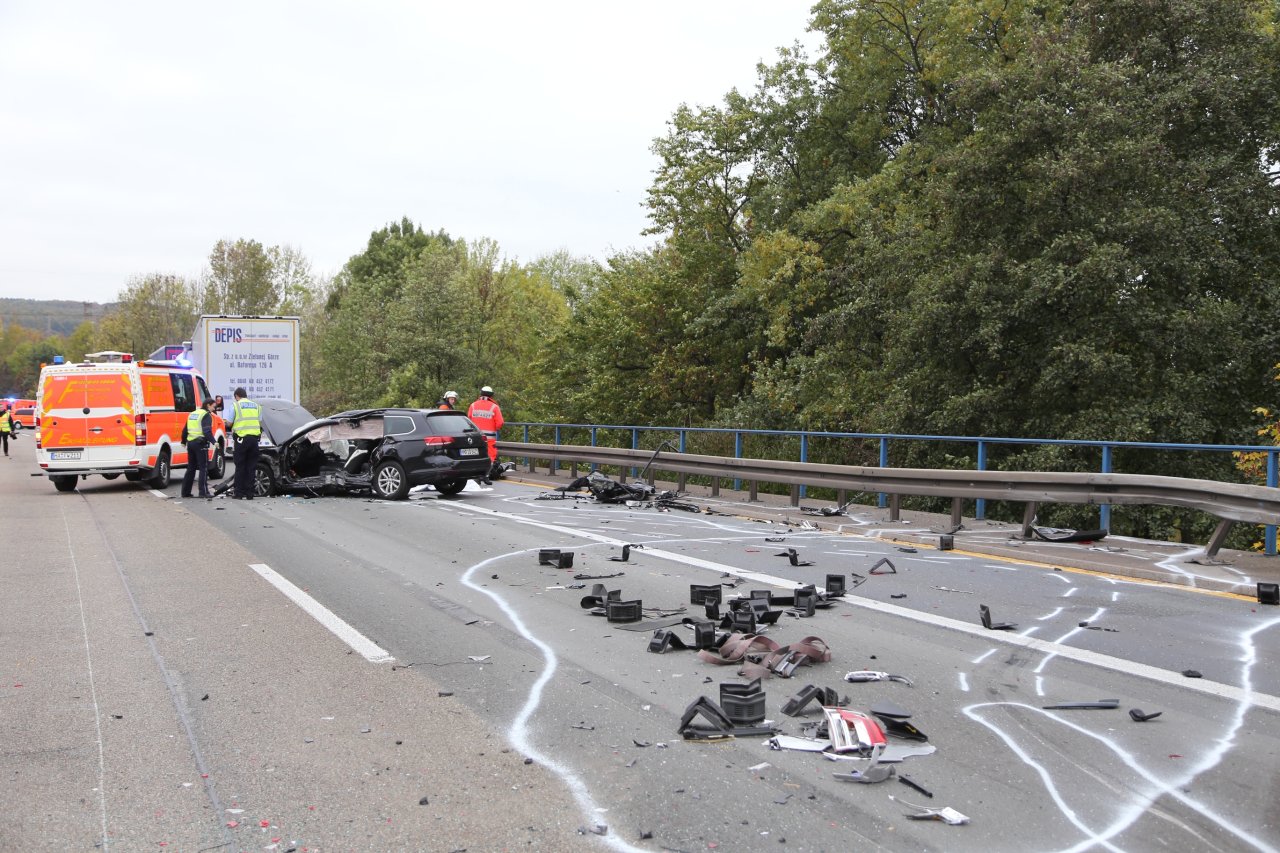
left=187, top=315, right=301, bottom=403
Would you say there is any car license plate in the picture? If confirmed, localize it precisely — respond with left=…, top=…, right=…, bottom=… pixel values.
left=51, top=450, right=82, bottom=460
left=459, top=448, right=480, bottom=456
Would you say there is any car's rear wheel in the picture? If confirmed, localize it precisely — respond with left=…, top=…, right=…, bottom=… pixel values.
left=149, top=450, right=170, bottom=489
left=101, top=473, right=120, bottom=480
left=372, top=461, right=409, bottom=500
left=52, top=475, right=77, bottom=493
left=254, top=461, right=276, bottom=497
left=435, top=479, right=466, bottom=496
left=209, top=441, right=226, bottom=480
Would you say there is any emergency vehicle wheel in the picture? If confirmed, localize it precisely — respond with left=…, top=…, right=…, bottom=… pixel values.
left=101, top=473, right=120, bottom=480
left=435, top=479, right=466, bottom=496
left=52, top=475, right=77, bottom=493
left=372, top=461, right=408, bottom=500
left=149, top=449, right=171, bottom=489
left=209, top=441, right=226, bottom=480
left=254, top=461, right=276, bottom=497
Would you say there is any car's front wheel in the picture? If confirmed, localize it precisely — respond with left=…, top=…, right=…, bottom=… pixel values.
left=372, top=461, right=409, bottom=500
left=254, top=461, right=277, bottom=497
left=435, top=479, right=466, bottom=496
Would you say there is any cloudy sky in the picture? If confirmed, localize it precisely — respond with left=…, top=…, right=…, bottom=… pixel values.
left=0, top=2, right=820, bottom=304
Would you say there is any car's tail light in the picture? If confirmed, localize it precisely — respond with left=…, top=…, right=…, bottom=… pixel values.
left=423, top=435, right=453, bottom=446
left=135, top=415, right=147, bottom=446
left=34, top=415, right=42, bottom=449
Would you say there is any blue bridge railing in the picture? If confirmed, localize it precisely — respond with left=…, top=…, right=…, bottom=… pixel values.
left=510, top=422, right=1280, bottom=556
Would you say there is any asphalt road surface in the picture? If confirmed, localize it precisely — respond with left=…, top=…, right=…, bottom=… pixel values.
left=6, top=460, right=1279, bottom=852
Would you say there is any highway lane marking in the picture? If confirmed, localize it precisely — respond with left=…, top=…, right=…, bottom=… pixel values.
left=444, top=501, right=1280, bottom=713
left=59, top=505, right=110, bottom=850
left=248, top=564, right=394, bottom=663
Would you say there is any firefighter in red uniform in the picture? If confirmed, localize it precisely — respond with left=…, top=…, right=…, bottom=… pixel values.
left=466, top=385, right=504, bottom=482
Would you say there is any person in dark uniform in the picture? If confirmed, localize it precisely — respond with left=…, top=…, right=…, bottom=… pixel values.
left=180, top=398, right=217, bottom=499
left=230, top=387, right=262, bottom=500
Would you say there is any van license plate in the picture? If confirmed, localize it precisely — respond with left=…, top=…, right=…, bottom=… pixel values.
left=51, top=450, right=82, bottom=460
left=459, top=448, right=480, bottom=456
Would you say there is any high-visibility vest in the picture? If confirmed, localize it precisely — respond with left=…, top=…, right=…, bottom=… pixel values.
left=0, top=411, right=11, bottom=433
left=467, top=399, right=503, bottom=435
left=185, top=410, right=207, bottom=442
left=232, top=398, right=262, bottom=437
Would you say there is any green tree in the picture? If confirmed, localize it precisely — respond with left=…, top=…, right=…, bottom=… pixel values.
left=201, top=239, right=279, bottom=315
left=96, top=274, right=199, bottom=359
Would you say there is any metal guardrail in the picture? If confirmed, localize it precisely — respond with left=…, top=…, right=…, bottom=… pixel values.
left=509, top=421, right=1280, bottom=556
left=499, top=442, right=1280, bottom=559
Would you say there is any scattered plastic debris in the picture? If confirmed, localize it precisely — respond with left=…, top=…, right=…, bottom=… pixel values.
left=899, top=775, right=933, bottom=798
left=775, top=548, right=814, bottom=567
left=1042, top=700, right=1119, bottom=710
left=979, top=605, right=1017, bottom=630
left=844, top=671, right=913, bottom=686
left=1129, top=709, right=1163, bottom=722
left=1182, top=669, right=1203, bottom=679
left=897, top=798, right=970, bottom=825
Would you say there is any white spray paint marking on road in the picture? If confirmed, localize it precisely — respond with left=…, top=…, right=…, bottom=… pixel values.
left=967, top=616, right=1280, bottom=853
left=958, top=672, right=970, bottom=692
left=248, top=564, right=394, bottom=663
left=1034, top=675, right=1045, bottom=697
left=1047, top=573, right=1072, bottom=584
left=442, top=502, right=1280, bottom=712
left=458, top=550, right=650, bottom=853
left=1019, top=626, right=1041, bottom=637
left=1111, top=591, right=1120, bottom=602
left=1034, top=607, right=1106, bottom=675
left=971, top=648, right=997, bottom=665
left=1038, top=607, right=1064, bottom=620
left=1063, top=587, right=1079, bottom=598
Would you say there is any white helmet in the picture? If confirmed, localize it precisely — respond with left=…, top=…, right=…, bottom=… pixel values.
left=445, top=391, right=458, bottom=399
left=480, top=385, right=493, bottom=394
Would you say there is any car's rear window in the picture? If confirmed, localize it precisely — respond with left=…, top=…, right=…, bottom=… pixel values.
left=383, top=415, right=416, bottom=436
left=426, top=412, right=481, bottom=437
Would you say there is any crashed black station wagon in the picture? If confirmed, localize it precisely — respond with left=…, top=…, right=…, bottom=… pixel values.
left=252, top=406, right=491, bottom=499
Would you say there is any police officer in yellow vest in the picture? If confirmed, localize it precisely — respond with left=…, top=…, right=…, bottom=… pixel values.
left=180, top=397, right=216, bottom=499
left=0, top=404, right=14, bottom=457
left=230, top=387, right=262, bottom=500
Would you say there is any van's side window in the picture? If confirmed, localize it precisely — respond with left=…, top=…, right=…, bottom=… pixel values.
left=170, top=374, right=196, bottom=413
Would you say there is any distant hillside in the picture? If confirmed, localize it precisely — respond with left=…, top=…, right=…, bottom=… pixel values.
left=0, top=299, right=113, bottom=337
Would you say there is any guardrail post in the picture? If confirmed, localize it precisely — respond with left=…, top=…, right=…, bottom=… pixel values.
left=878, top=437, right=889, bottom=508
left=590, top=427, right=598, bottom=473
left=552, top=426, right=561, bottom=474
left=677, top=430, right=688, bottom=490
left=749, top=479, right=758, bottom=501
left=523, top=425, right=531, bottom=471
left=631, top=428, right=639, bottom=479
left=1267, top=451, right=1278, bottom=556
left=799, top=433, right=808, bottom=500
left=976, top=440, right=987, bottom=520
left=888, top=493, right=900, bottom=521
left=1100, top=445, right=1113, bottom=531
left=790, top=484, right=800, bottom=506
left=734, top=432, right=743, bottom=492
